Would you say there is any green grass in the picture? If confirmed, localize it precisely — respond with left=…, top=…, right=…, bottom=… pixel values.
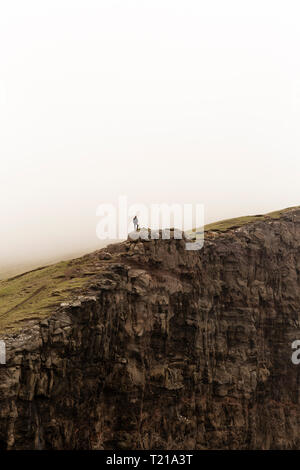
left=0, top=254, right=109, bottom=334
left=200, top=205, right=300, bottom=233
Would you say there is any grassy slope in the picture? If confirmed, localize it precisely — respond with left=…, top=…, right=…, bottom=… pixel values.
left=0, top=242, right=110, bottom=281
left=203, top=206, right=300, bottom=232
left=0, top=254, right=111, bottom=333
left=0, top=206, right=299, bottom=334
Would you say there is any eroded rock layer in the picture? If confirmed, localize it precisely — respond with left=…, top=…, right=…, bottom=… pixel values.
left=0, top=209, right=300, bottom=449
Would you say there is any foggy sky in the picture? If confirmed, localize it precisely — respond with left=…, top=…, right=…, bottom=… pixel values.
left=1, top=0, right=300, bottom=272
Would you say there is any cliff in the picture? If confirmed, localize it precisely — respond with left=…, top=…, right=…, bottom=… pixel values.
left=0, top=206, right=300, bottom=450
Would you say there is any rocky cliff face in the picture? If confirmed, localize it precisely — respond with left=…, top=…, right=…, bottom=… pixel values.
left=0, top=208, right=300, bottom=450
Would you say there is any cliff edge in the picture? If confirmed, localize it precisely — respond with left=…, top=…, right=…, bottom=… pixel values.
left=0, top=206, right=300, bottom=449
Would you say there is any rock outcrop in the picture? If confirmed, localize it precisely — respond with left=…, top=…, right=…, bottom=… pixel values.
left=0, top=208, right=300, bottom=449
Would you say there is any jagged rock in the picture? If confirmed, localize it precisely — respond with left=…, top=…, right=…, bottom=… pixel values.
left=98, top=252, right=112, bottom=260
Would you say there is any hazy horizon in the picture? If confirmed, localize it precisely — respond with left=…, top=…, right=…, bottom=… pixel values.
left=1, top=0, right=300, bottom=273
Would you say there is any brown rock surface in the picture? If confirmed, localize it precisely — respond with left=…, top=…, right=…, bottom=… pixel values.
left=0, top=208, right=300, bottom=449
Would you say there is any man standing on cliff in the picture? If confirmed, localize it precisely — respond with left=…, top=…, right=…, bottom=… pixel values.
left=133, top=215, right=139, bottom=231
